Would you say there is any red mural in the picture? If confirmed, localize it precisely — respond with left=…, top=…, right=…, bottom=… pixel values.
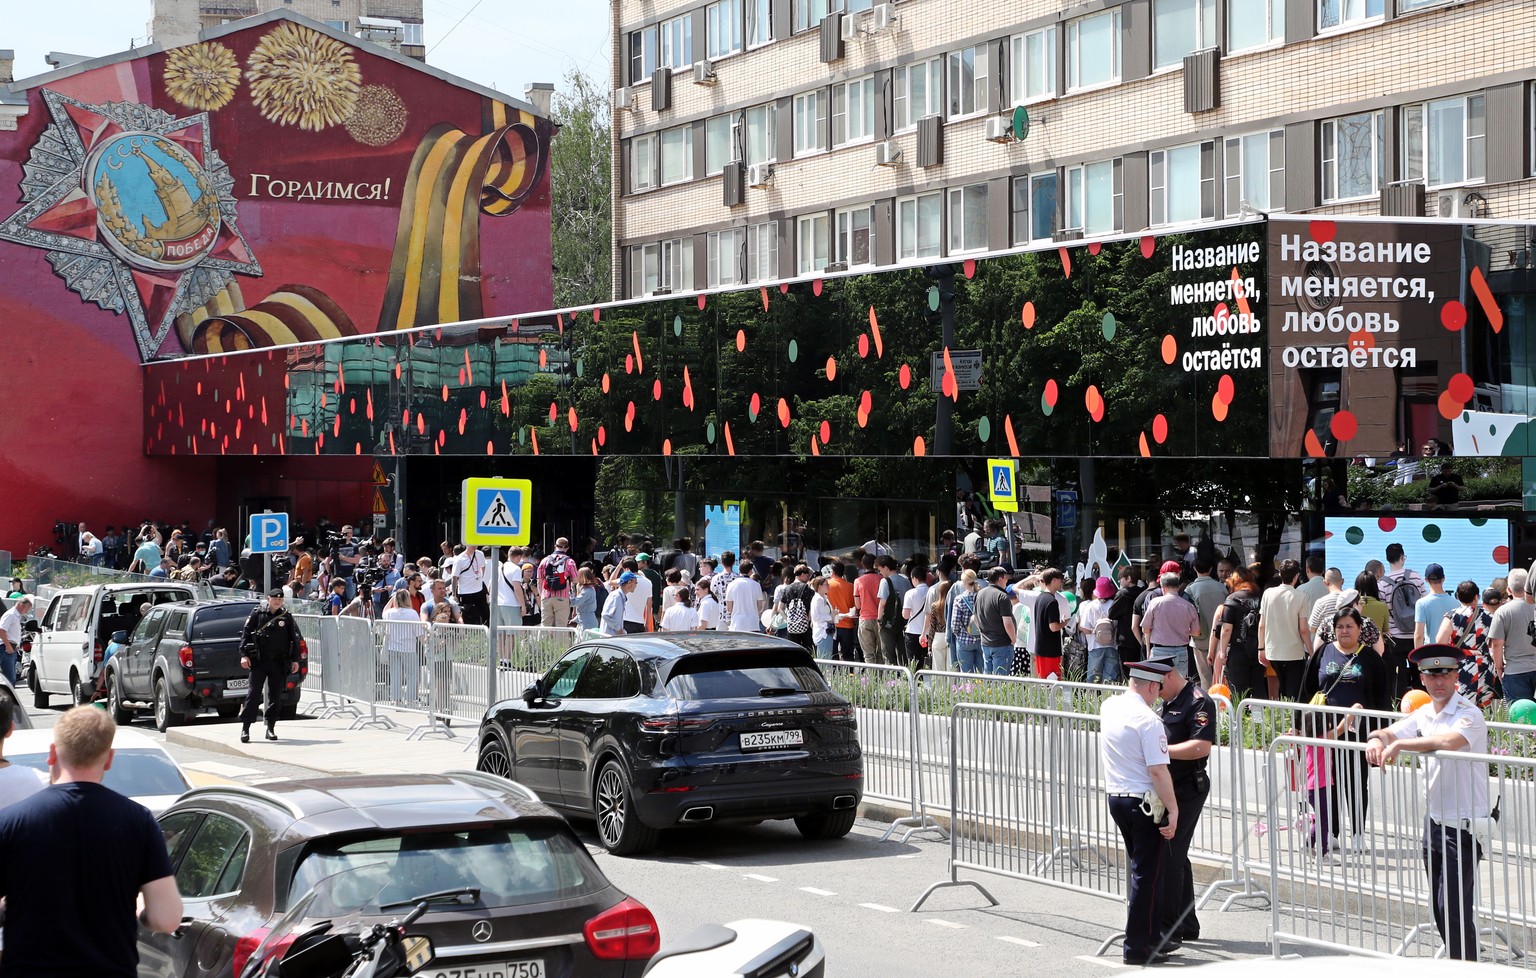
left=0, top=14, right=554, bottom=552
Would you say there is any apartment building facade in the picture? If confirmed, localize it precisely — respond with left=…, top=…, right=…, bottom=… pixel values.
left=610, top=0, right=1534, bottom=299
left=152, top=0, right=426, bottom=59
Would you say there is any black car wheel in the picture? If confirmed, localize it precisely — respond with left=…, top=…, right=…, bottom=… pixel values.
left=107, top=673, right=133, bottom=725
left=793, top=809, right=857, bottom=840
left=477, top=732, right=513, bottom=779
left=594, top=760, right=658, bottom=856
left=153, top=676, right=182, bottom=733
left=216, top=704, right=240, bottom=719
left=71, top=671, right=94, bottom=707
left=30, top=668, right=47, bottom=710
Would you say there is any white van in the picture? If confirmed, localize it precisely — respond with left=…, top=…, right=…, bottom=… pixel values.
left=30, top=583, right=200, bottom=708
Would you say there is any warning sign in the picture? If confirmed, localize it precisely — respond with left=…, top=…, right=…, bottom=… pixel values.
left=371, top=461, right=388, bottom=486
left=372, top=487, right=389, bottom=515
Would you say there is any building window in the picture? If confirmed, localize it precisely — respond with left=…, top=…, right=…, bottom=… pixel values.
left=793, top=0, right=868, bottom=32
left=1224, top=130, right=1285, bottom=216
left=797, top=213, right=830, bottom=274
left=1149, top=142, right=1212, bottom=226
left=893, top=58, right=942, bottom=132
left=794, top=90, right=829, bottom=156
left=1402, top=94, right=1485, bottom=189
left=707, top=0, right=743, bottom=58
left=1066, top=9, right=1121, bottom=91
left=1066, top=159, right=1121, bottom=235
left=947, top=45, right=990, bottom=119
left=659, top=14, right=692, bottom=69
left=1227, top=0, right=1283, bottom=51
left=705, top=115, right=733, bottom=174
left=629, top=134, right=657, bottom=193
left=1011, top=173, right=1059, bottom=245
left=835, top=205, right=875, bottom=268
left=628, top=27, right=658, bottom=83
left=896, top=192, right=942, bottom=261
left=1398, top=0, right=1445, bottom=10
left=400, top=23, right=424, bottom=45
left=1320, top=110, right=1384, bottom=201
left=742, top=105, right=777, bottom=165
left=631, top=238, right=694, bottom=296
left=747, top=221, right=779, bottom=281
left=1318, top=0, right=1382, bottom=31
left=947, top=184, right=989, bottom=254
left=747, top=0, right=773, bottom=46
left=1153, top=0, right=1215, bottom=69
left=660, top=126, right=693, bottom=185
left=832, top=76, right=876, bottom=147
left=707, top=228, right=745, bottom=287
left=1010, top=28, right=1058, bottom=104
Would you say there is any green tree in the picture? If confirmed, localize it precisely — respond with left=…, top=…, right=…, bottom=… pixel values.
left=549, top=68, right=611, bottom=307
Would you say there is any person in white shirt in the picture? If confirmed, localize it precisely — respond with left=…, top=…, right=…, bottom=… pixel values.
left=723, top=567, right=764, bottom=633
left=493, top=556, right=526, bottom=627
left=450, top=546, right=490, bottom=626
left=1365, top=644, right=1489, bottom=961
left=0, top=705, right=43, bottom=809
left=380, top=590, right=426, bottom=704
left=901, top=571, right=930, bottom=668
left=623, top=561, right=654, bottom=633
left=810, top=576, right=836, bottom=658
left=660, top=587, right=700, bottom=631
left=0, top=597, right=30, bottom=685
left=694, top=580, right=720, bottom=630
left=602, top=573, right=639, bottom=637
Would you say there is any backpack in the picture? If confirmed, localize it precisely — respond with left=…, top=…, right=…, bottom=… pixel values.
left=1231, top=596, right=1262, bottom=654
left=1388, top=575, right=1422, bottom=635
left=785, top=582, right=813, bottom=634
left=1092, top=614, right=1117, bottom=648
left=541, top=555, right=569, bottom=593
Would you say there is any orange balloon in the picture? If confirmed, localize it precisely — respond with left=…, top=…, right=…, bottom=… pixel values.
left=1209, top=683, right=1232, bottom=702
left=1401, top=689, right=1432, bottom=713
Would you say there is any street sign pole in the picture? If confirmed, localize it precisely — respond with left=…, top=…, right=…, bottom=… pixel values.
left=487, top=545, right=500, bottom=705
left=1005, top=513, right=1017, bottom=569
left=263, top=553, right=271, bottom=595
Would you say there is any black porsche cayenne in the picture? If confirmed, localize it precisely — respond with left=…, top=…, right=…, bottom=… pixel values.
left=475, top=632, right=864, bottom=855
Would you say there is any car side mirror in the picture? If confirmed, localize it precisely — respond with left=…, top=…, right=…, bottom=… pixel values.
left=522, top=682, right=541, bottom=706
left=111, top=630, right=128, bottom=644
left=22, top=620, right=40, bottom=634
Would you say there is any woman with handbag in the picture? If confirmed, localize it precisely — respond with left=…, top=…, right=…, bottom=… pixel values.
left=1434, top=581, right=1501, bottom=708
left=1298, top=608, right=1392, bottom=853
left=947, top=570, right=983, bottom=674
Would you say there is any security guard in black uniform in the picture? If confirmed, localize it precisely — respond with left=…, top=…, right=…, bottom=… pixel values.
left=238, top=588, right=301, bottom=743
left=1149, top=652, right=1217, bottom=947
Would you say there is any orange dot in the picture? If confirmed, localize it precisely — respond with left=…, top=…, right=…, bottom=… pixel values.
left=1138, top=432, right=1151, bottom=458
left=777, top=398, right=791, bottom=427
left=913, top=435, right=926, bottom=456
left=1022, top=302, right=1036, bottom=329
left=1217, top=374, right=1235, bottom=406
left=820, top=420, right=831, bottom=445
left=1438, top=390, right=1464, bottom=421
left=736, top=329, right=746, bottom=352
left=1161, top=335, right=1177, bottom=365
left=825, top=356, right=838, bottom=381
left=663, top=438, right=673, bottom=455
left=1152, top=414, right=1168, bottom=444
left=899, top=364, right=911, bottom=389
left=1211, top=392, right=1229, bottom=423
left=1304, top=429, right=1325, bottom=457
left=1330, top=410, right=1357, bottom=441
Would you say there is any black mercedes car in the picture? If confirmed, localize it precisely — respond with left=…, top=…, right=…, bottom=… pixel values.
left=475, top=632, right=864, bottom=855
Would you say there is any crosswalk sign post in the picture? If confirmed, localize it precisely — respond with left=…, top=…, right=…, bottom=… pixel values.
left=987, top=458, right=1019, bottom=513
left=461, top=478, right=532, bottom=705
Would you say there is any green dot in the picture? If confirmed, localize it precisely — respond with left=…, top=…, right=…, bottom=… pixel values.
left=706, top=421, right=716, bottom=444
left=673, top=315, right=683, bottom=337
left=1041, top=392, right=1054, bottom=417
left=1422, top=524, right=1442, bottom=543
left=575, top=358, right=584, bottom=378
left=1490, top=423, right=1498, bottom=435
left=1471, top=517, right=1488, bottom=527
left=1345, top=526, right=1364, bottom=545
left=1102, top=312, right=1117, bottom=341
left=518, top=427, right=526, bottom=445
left=256, top=364, right=263, bottom=377
left=927, top=286, right=940, bottom=312
left=977, top=416, right=991, bottom=441
left=788, top=339, right=799, bottom=363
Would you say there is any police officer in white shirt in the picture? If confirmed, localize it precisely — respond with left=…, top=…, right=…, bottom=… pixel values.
left=1365, top=644, right=1489, bottom=960
left=1099, top=659, right=1179, bottom=965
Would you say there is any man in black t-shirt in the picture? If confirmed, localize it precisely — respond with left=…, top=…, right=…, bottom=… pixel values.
left=0, top=707, right=182, bottom=977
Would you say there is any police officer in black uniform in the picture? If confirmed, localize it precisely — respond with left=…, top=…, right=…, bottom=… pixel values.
left=1150, top=652, right=1217, bottom=947
left=238, top=588, right=301, bottom=743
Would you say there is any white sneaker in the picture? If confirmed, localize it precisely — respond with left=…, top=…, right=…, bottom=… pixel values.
left=1347, top=833, right=1368, bottom=853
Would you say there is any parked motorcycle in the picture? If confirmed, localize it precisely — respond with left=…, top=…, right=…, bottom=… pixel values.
left=643, top=919, right=825, bottom=978
left=238, top=867, right=438, bottom=978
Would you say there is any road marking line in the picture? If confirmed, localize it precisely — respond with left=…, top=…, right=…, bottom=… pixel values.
left=996, top=936, right=1041, bottom=948
left=183, top=761, right=262, bottom=777
left=800, top=887, right=837, bottom=896
left=925, top=919, right=967, bottom=929
left=1075, top=955, right=1128, bottom=969
left=743, top=873, right=779, bottom=882
left=693, top=862, right=727, bottom=870
left=897, top=852, right=924, bottom=859
left=859, top=903, right=900, bottom=913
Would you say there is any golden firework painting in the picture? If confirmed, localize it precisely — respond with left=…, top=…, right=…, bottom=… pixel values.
left=163, top=42, right=240, bottom=112
left=244, top=22, right=361, bottom=131
left=345, top=84, right=408, bottom=146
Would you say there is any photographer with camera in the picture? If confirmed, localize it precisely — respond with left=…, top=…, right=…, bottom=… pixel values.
left=330, top=525, right=363, bottom=602
left=238, top=589, right=302, bottom=743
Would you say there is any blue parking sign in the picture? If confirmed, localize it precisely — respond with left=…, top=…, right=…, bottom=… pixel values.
left=250, top=513, right=289, bottom=554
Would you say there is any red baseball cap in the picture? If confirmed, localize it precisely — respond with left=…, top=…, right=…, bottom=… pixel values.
left=1159, top=560, right=1183, bottom=575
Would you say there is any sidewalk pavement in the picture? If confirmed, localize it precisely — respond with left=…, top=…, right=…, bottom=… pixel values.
left=163, top=693, right=477, bottom=777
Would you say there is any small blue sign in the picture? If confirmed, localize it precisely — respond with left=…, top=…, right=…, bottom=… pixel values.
left=250, top=512, right=289, bottom=554
left=1054, top=490, right=1078, bottom=531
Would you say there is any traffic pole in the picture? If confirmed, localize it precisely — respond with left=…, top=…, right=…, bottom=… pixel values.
left=487, top=545, right=500, bottom=704
left=263, top=553, right=271, bottom=595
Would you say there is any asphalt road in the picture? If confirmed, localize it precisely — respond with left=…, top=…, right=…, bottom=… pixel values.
left=21, top=700, right=1290, bottom=976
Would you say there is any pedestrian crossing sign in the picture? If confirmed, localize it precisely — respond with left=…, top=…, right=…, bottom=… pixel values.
left=987, top=458, right=1019, bottom=512
left=461, top=477, right=532, bottom=545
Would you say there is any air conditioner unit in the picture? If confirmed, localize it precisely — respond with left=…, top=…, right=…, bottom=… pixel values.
left=840, top=13, right=859, bottom=40
left=1436, top=191, right=1466, bottom=219
left=984, top=117, right=1014, bottom=143
left=874, top=140, right=901, bottom=166
left=871, top=3, right=897, bottom=32
left=692, top=61, right=717, bottom=85
left=1053, top=227, right=1085, bottom=242
left=746, top=163, right=774, bottom=189
left=614, top=88, right=634, bottom=111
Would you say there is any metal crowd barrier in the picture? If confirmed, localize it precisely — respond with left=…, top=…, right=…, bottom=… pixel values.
left=1263, top=736, right=1536, bottom=963
left=820, top=661, right=938, bottom=841
left=370, top=618, right=452, bottom=741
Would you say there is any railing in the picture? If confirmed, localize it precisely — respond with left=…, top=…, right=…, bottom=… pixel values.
left=20, top=556, right=324, bottom=615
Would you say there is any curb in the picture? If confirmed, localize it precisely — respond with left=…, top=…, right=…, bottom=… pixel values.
left=163, top=727, right=365, bottom=777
